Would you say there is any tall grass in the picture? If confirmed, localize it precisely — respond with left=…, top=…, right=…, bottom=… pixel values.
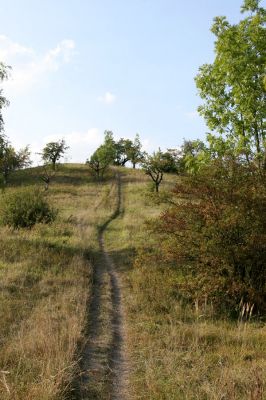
left=104, top=168, right=266, bottom=400
left=0, top=164, right=114, bottom=399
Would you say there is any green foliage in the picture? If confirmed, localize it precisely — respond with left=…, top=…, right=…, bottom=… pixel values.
left=195, top=1, right=266, bottom=169
left=128, top=133, right=144, bottom=168
left=0, top=62, right=10, bottom=133
left=41, top=139, right=69, bottom=170
left=176, top=139, right=207, bottom=174
left=113, top=138, right=133, bottom=166
left=1, top=188, right=57, bottom=228
left=104, top=132, right=144, bottom=168
left=0, top=142, right=31, bottom=184
left=149, top=160, right=266, bottom=314
left=142, top=149, right=177, bottom=192
left=87, top=132, right=117, bottom=179
left=87, top=131, right=145, bottom=176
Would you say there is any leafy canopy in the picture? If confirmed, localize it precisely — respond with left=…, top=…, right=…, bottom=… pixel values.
left=41, top=139, right=69, bottom=170
left=0, top=62, right=10, bottom=133
left=195, top=0, right=266, bottom=169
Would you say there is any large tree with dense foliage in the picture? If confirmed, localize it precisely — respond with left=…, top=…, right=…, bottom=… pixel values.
left=195, top=0, right=266, bottom=169
left=41, top=139, right=69, bottom=170
left=113, top=138, right=133, bottom=166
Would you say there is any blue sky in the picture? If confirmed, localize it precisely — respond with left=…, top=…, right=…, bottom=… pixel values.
left=1, top=0, right=264, bottom=163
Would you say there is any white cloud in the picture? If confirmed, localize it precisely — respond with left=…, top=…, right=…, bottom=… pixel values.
left=31, top=128, right=103, bottom=164
left=0, top=36, right=76, bottom=95
left=0, top=35, right=34, bottom=60
left=43, top=128, right=101, bottom=147
left=97, top=91, right=116, bottom=105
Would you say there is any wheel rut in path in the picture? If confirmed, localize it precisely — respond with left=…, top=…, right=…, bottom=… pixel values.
left=78, top=174, right=128, bottom=400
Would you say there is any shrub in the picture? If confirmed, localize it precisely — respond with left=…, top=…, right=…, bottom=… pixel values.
left=0, top=187, right=57, bottom=228
left=140, top=160, right=266, bottom=315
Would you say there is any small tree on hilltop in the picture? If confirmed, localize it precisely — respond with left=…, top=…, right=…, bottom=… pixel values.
left=41, top=139, right=69, bottom=170
left=142, top=149, right=174, bottom=192
left=87, top=143, right=115, bottom=180
left=114, top=138, right=133, bottom=166
left=128, top=133, right=144, bottom=169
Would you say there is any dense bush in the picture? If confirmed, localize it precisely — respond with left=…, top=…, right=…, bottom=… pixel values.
left=0, top=187, right=57, bottom=228
left=140, top=160, right=266, bottom=315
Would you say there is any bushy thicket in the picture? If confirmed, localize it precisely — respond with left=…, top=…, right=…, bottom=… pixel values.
left=139, top=160, right=266, bottom=315
left=0, top=187, right=56, bottom=228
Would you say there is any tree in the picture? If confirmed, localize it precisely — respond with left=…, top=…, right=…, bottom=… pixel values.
left=195, top=0, right=266, bottom=170
left=0, top=62, right=10, bottom=134
left=113, top=138, right=133, bottom=166
left=128, top=134, right=144, bottom=169
left=40, top=164, right=56, bottom=190
left=87, top=143, right=115, bottom=179
left=178, top=139, right=207, bottom=174
left=0, top=140, right=31, bottom=184
left=142, top=149, right=174, bottom=192
left=41, top=139, right=69, bottom=170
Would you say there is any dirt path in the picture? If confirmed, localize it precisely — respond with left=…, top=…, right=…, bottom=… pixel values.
left=77, top=174, right=128, bottom=400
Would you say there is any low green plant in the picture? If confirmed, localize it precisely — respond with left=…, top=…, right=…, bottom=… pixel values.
left=0, top=187, right=57, bottom=228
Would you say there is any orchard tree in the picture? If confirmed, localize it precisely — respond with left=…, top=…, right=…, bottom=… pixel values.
left=0, top=141, right=31, bottom=184
left=142, top=149, right=175, bottom=192
left=195, top=0, right=266, bottom=169
left=128, top=134, right=144, bottom=168
left=87, top=141, right=116, bottom=180
left=103, top=130, right=116, bottom=151
left=114, top=138, right=133, bottom=166
left=40, top=164, right=56, bottom=190
left=41, top=139, right=69, bottom=170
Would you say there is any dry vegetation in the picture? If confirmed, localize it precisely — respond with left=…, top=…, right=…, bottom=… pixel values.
left=0, top=165, right=265, bottom=400
left=104, top=168, right=266, bottom=400
left=0, top=164, right=114, bottom=400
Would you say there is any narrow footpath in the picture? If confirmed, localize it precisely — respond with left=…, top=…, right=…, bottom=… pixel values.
left=77, top=174, right=129, bottom=400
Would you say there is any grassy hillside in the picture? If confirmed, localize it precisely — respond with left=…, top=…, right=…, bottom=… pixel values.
left=0, top=164, right=115, bottom=400
left=0, top=165, right=265, bottom=400
left=105, top=169, right=266, bottom=400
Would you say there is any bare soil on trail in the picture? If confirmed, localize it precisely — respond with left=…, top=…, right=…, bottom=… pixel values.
left=76, top=175, right=129, bottom=400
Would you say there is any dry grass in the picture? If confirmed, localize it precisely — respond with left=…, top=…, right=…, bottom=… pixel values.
left=104, top=168, right=266, bottom=400
left=0, top=164, right=115, bottom=399
left=1, top=165, right=265, bottom=399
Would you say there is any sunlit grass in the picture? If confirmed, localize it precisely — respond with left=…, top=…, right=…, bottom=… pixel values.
left=0, top=164, right=114, bottom=399
left=105, top=168, right=266, bottom=400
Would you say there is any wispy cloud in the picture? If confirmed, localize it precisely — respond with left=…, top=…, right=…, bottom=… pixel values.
left=36, top=128, right=103, bottom=164
left=0, top=35, right=76, bottom=95
left=97, top=91, right=116, bottom=105
left=43, top=128, right=101, bottom=147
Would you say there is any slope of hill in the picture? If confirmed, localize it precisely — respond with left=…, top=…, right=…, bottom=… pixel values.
left=0, top=164, right=265, bottom=400
left=0, top=165, right=115, bottom=399
left=105, top=169, right=266, bottom=400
